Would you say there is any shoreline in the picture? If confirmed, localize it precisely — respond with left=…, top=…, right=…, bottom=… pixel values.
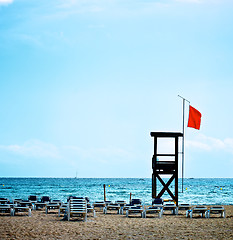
left=0, top=205, right=232, bottom=239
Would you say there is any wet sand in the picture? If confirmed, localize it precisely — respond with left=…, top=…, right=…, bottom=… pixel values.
left=0, top=205, right=232, bottom=239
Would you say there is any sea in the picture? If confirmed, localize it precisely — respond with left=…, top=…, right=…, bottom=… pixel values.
left=0, top=178, right=232, bottom=205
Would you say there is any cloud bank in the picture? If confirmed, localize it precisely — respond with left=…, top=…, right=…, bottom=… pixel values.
left=0, top=0, right=14, bottom=5
left=0, top=139, right=61, bottom=159
left=186, top=134, right=233, bottom=154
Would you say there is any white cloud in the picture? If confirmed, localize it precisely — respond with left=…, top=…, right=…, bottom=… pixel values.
left=57, top=0, right=105, bottom=12
left=0, top=0, right=13, bottom=5
left=186, top=134, right=233, bottom=154
left=0, top=140, right=61, bottom=159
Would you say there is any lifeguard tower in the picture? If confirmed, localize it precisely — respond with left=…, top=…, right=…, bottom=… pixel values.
left=151, top=132, right=183, bottom=206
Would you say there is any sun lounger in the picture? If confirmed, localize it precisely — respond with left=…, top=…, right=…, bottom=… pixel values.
left=28, top=195, right=38, bottom=203
left=105, top=200, right=113, bottom=206
left=163, top=203, right=178, bottom=215
left=186, top=205, right=208, bottom=218
left=115, top=200, right=126, bottom=214
left=0, top=204, right=14, bottom=216
left=34, top=196, right=51, bottom=210
left=67, top=198, right=87, bottom=221
left=152, top=198, right=163, bottom=210
left=143, top=205, right=163, bottom=218
left=93, top=201, right=106, bottom=210
left=58, top=203, right=68, bottom=217
left=152, top=198, right=164, bottom=205
left=81, top=197, right=95, bottom=217
left=208, top=206, right=226, bottom=218
left=178, top=203, right=192, bottom=211
left=13, top=199, right=23, bottom=205
left=45, top=200, right=61, bottom=214
left=0, top=198, right=9, bottom=204
left=87, top=203, right=96, bottom=217
left=18, top=200, right=33, bottom=208
left=126, top=206, right=144, bottom=218
left=103, top=203, right=121, bottom=214
left=122, top=199, right=143, bottom=215
left=121, top=204, right=133, bottom=214
left=130, top=199, right=142, bottom=206
left=13, top=204, right=32, bottom=216
left=115, top=200, right=126, bottom=207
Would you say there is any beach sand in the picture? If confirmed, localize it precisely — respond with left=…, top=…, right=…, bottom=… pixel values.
left=0, top=205, right=232, bottom=239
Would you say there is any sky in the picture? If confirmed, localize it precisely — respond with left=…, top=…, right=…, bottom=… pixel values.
left=0, top=0, right=233, bottom=178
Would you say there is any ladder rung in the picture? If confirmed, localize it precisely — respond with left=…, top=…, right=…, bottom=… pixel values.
left=156, top=154, right=176, bottom=157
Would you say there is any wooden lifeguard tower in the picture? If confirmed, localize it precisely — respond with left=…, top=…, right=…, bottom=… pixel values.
left=151, top=132, right=183, bottom=206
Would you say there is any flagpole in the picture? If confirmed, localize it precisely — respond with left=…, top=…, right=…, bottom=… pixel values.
left=178, top=95, right=190, bottom=193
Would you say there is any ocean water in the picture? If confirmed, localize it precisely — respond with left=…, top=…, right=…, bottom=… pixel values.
left=0, top=178, right=232, bottom=205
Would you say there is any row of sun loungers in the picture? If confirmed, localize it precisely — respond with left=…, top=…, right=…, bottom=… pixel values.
left=0, top=203, right=31, bottom=216
left=0, top=197, right=226, bottom=220
left=186, top=205, right=226, bottom=218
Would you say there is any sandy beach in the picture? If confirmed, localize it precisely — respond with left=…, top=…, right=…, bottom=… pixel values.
left=0, top=205, right=232, bottom=240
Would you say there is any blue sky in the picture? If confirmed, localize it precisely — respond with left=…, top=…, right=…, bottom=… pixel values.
left=0, top=0, right=233, bottom=178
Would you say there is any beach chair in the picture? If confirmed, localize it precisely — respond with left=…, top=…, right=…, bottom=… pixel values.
left=208, top=206, right=226, bottom=218
left=186, top=205, right=208, bottom=218
left=121, top=204, right=133, bottom=214
left=18, top=200, right=33, bottom=209
left=105, top=201, right=113, bottom=206
left=35, top=196, right=51, bottom=210
left=83, top=197, right=95, bottom=217
left=0, top=198, right=9, bottom=204
left=58, top=203, right=68, bottom=217
left=13, top=199, right=23, bottom=205
left=13, top=202, right=32, bottom=217
left=143, top=205, right=163, bottom=218
left=115, top=200, right=126, bottom=207
left=152, top=198, right=163, bottom=206
left=115, top=200, right=126, bottom=214
left=163, top=203, right=178, bottom=215
left=93, top=201, right=106, bottom=211
left=103, top=203, right=121, bottom=214
left=130, top=199, right=142, bottom=206
left=28, top=195, right=38, bottom=203
left=126, top=205, right=144, bottom=218
left=45, top=200, right=61, bottom=214
left=87, top=203, right=96, bottom=217
left=67, top=198, right=87, bottom=221
left=152, top=198, right=164, bottom=211
left=178, top=203, right=192, bottom=211
left=122, top=199, right=142, bottom=215
left=0, top=204, right=14, bottom=216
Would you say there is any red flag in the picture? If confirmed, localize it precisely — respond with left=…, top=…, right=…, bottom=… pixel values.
left=187, top=105, right=202, bottom=130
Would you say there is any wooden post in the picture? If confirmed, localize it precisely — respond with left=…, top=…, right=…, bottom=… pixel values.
left=103, top=184, right=106, bottom=202
left=130, top=192, right=132, bottom=203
